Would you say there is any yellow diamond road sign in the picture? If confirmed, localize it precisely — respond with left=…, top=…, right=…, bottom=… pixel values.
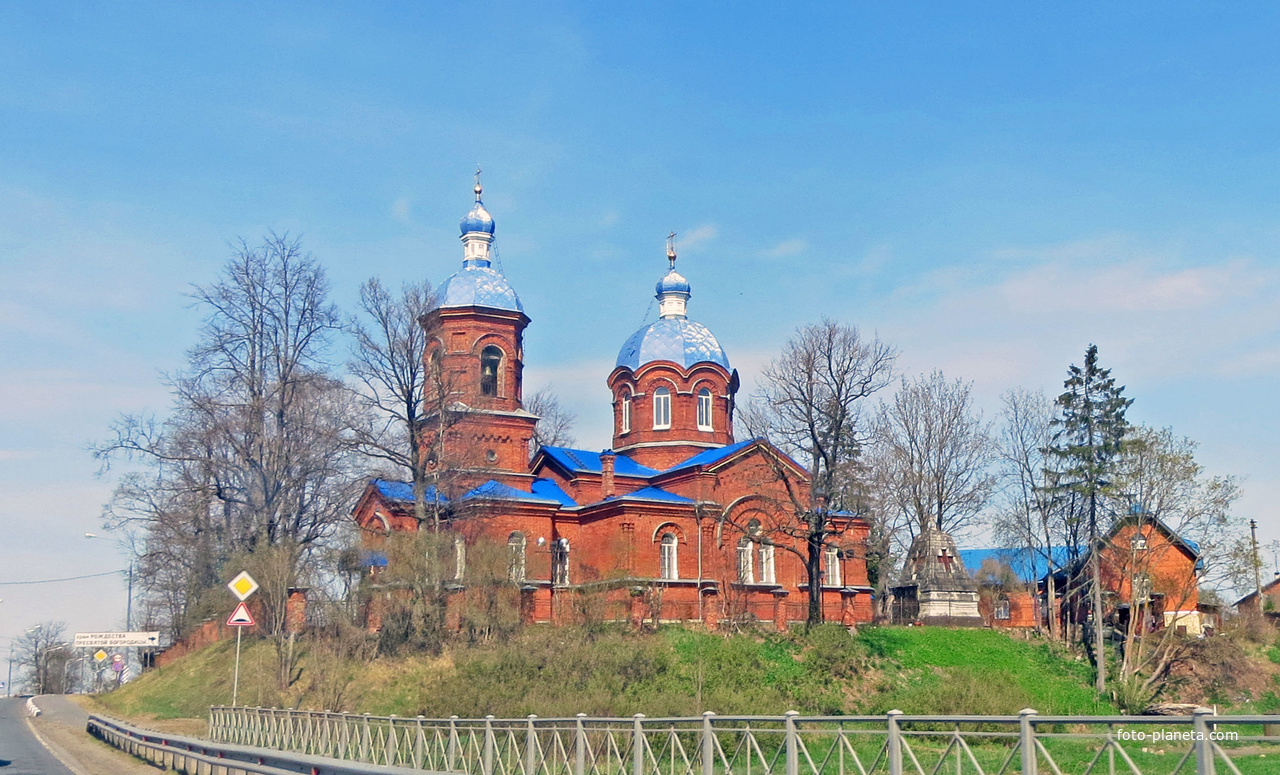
left=227, top=571, right=259, bottom=601
left=94, top=650, right=108, bottom=662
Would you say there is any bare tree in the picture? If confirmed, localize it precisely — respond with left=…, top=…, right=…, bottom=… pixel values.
left=1109, top=426, right=1241, bottom=698
left=13, top=622, right=72, bottom=695
left=873, top=371, right=995, bottom=539
left=525, top=385, right=577, bottom=458
left=96, top=234, right=359, bottom=648
left=740, top=319, right=896, bottom=625
left=992, top=388, right=1073, bottom=639
left=746, top=318, right=897, bottom=508
left=347, top=278, right=440, bottom=527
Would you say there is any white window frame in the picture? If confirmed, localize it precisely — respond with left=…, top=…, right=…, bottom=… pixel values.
left=508, top=532, right=526, bottom=582
left=760, top=543, right=776, bottom=584
left=621, top=392, right=632, bottom=434
left=696, top=388, right=713, bottom=430
left=552, top=538, right=570, bottom=586
left=660, top=533, right=679, bottom=580
left=995, top=597, right=1011, bottom=620
left=825, top=546, right=842, bottom=587
left=454, top=536, right=467, bottom=580
left=737, top=538, right=754, bottom=584
left=652, top=387, right=671, bottom=429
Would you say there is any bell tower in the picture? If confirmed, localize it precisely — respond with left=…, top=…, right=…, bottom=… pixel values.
left=420, top=173, right=539, bottom=487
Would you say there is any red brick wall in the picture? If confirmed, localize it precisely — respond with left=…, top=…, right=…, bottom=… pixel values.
left=978, top=590, right=1038, bottom=628
left=1100, top=523, right=1199, bottom=612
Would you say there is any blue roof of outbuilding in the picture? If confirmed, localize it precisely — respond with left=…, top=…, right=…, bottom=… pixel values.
left=610, top=486, right=695, bottom=504
left=538, top=447, right=660, bottom=477
left=374, top=479, right=448, bottom=504
left=531, top=477, right=578, bottom=507
left=464, top=480, right=563, bottom=505
left=959, top=546, right=1078, bottom=583
left=663, top=438, right=759, bottom=474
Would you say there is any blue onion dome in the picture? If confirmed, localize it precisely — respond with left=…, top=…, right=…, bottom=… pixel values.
left=460, top=187, right=496, bottom=235
left=616, top=318, right=730, bottom=370
left=615, top=234, right=728, bottom=370
left=435, top=265, right=524, bottom=313
left=655, top=268, right=691, bottom=296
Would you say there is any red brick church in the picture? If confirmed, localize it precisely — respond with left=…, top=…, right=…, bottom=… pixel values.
left=353, top=180, right=874, bottom=630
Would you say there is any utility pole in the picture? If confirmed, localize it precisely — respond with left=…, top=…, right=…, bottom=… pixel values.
left=1251, top=519, right=1263, bottom=600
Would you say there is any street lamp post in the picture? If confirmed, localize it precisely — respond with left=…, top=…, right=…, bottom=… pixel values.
left=84, top=533, right=136, bottom=682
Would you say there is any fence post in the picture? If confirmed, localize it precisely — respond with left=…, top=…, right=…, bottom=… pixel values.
left=702, top=712, right=716, bottom=775
left=633, top=714, right=646, bottom=775
left=576, top=713, right=588, bottom=775
left=1019, top=709, right=1037, bottom=775
left=484, top=715, right=496, bottom=775
left=448, top=715, right=459, bottom=773
left=886, top=710, right=903, bottom=775
left=784, top=710, right=800, bottom=775
left=1193, top=707, right=1216, bottom=775
left=526, top=715, right=539, bottom=775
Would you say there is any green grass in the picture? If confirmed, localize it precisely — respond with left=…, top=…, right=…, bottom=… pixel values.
left=100, top=624, right=1118, bottom=723
left=857, top=627, right=1113, bottom=716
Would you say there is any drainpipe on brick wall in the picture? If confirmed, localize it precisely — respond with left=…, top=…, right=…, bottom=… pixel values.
left=601, top=450, right=616, bottom=498
left=696, top=504, right=704, bottom=623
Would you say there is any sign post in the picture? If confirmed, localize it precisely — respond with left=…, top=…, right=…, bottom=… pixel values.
left=225, top=572, right=258, bottom=707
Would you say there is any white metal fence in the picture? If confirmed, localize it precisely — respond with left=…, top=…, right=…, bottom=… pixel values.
left=207, top=706, right=1280, bottom=775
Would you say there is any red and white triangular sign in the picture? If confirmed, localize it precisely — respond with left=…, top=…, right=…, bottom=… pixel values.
left=226, top=601, right=256, bottom=627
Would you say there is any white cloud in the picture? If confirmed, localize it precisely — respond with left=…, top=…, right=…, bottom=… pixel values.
left=391, top=197, right=412, bottom=223
left=875, top=239, right=1280, bottom=394
left=678, top=224, right=718, bottom=251
left=761, top=238, right=807, bottom=258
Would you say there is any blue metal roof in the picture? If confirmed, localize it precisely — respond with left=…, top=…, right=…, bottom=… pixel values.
left=616, top=318, right=730, bottom=371
left=434, top=263, right=524, bottom=313
left=538, top=446, right=661, bottom=477
left=373, top=479, right=448, bottom=504
left=531, top=477, right=578, bottom=507
left=663, top=438, right=759, bottom=474
left=611, top=486, right=695, bottom=504
left=460, top=200, right=495, bottom=235
left=959, top=546, right=1078, bottom=583
left=655, top=269, right=691, bottom=296
left=362, top=550, right=388, bottom=567
left=465, top=480, right=563, bottom=504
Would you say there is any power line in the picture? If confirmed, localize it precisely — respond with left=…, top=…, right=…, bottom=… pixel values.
left=0, top=569, right=126, bottom=586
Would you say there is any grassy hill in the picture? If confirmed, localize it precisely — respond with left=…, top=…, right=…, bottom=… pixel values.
left=95, top=625, right=1116, bottom=723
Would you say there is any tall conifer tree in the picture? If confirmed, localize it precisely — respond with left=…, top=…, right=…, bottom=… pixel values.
left=1044, top=344, right=1132, bottom=693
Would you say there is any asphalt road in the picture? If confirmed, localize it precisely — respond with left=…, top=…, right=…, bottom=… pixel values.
left=0, top=697, right=76, bottom=774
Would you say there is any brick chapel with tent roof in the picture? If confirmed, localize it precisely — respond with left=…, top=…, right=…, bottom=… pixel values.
left=352, top=178, right=874, bottom=630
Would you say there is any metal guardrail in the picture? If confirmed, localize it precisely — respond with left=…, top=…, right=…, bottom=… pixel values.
left=87, top=713, right=435, bottom=775
left=207, top=706, right=1280, bottom=775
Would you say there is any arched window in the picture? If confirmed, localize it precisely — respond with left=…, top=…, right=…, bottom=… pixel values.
left=508, top=532, right=527, bottom=582
left=552, top=538, right=570, bottom=585
left=738, top=519, right=776, bottom=585
left=454, top=536, right=467, bottom=580
left=737, top=537, right=754, bottom=584
left=660, top=532, right=679, bottom=580
left=824, top=546, right=841, bottom=587
left=480, top=346, right=503, bottom=397
left=652, top=387, right=671, bottom=429
left=621, top=392, right=632, bottom=434
left=696, top=388, right=713, bottom=430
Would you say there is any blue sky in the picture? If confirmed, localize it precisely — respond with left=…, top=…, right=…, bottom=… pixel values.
left=3, top=3, right=1279, bottom=651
